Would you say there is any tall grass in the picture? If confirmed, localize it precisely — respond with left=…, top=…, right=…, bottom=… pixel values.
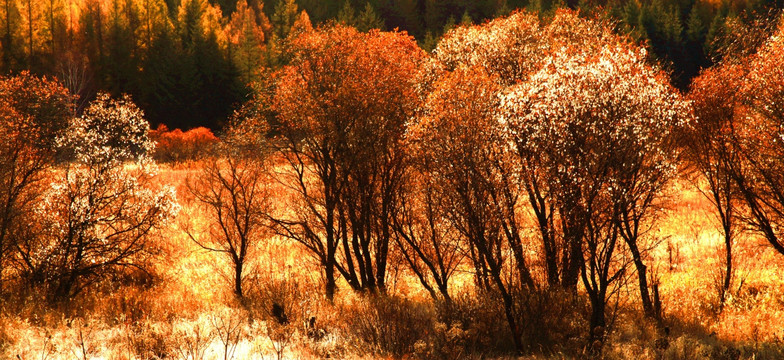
left=2, top=166, right=784, bottom=359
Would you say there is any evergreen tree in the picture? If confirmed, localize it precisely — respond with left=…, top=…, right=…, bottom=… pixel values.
left=0, top=0, right=22, bottom=70
left=686, top=4, right=706, bottom=44
left=460, top=9, right=472, bottom=25
left=336, top=0, right=355, bottom=25
left=104, top=0, right=140, bottom=95
left=271, top=0, right=298, bottom=39
left=227, top=0, right=266, bottom=85
left=355, top=2, right=383, bottom=31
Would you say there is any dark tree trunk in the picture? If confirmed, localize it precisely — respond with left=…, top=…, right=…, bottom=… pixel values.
left=234, top=260, right=243, bottom=298
left=325, top=259, right=336, bottom=302
left=562, top=229, right=582, bottom=289
left=525, top=179, right=559, bottom=287
left=561, top=199, right=584, bottom=289
left=588, top=294, right=607, bottom=343
left=626, top=239, right=657, bottom=319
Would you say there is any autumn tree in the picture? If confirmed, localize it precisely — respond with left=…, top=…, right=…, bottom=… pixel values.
left=137, top=0, right=171, bottom=50
left=186, top=130, right=272, bottom=299
left=0, top=72, right=72, bottom=294
left=434, top=10, right=614, bottom=290
left=435, top=12, right=685, bottom=329
left=41, top=0, right=66, bottom=66
left=271, top=24, right=424, bottom=300
left=390, top=59, right=466, bottom=304
left=686, top=63, right=747, bottom=307
left=500, top=39, right=689, bottom=339
left=15, top=93, right=178, bottom=303
left=391, top=172, right=463, bottom=303
left=409, top=65, right=537, bottom=351
left=0, top=0, right=21, bottom=69
left=434, top=10, right=543, bottom=87
left=728, top=20, right=784, bottom=257
left=18, top=0, right=42, bottom=68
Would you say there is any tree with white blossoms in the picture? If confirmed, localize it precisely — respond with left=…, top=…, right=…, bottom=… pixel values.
left=15, top=93, right=179, bottom=304
left=499, top=41, right=690, bottom=341
left=433, top=10, right=543, bottom=85
left=434, top=10, right=633, bottom=290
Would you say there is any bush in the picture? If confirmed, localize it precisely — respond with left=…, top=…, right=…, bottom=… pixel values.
left=246, top=271, right=308, bottom=360
left=14, top=93, right=178, bottom=305
left=124, top=321, right=175, bottom=359
left=150, top=124, right=219, bottom=163
left=435, top=288, right=588, bottom=357
left=436, top=292, right=515, bottom=356
left=339, top=295, right=435, bottom=358
left=512, top=287, right=588, bottom=354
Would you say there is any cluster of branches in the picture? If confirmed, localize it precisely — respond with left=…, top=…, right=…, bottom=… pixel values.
left=0, top=73, right=177, bottom=305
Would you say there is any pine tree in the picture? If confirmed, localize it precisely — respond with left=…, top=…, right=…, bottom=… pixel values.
left=336, top=0, right=355, bottom=25
left=271, top=0, right=298, bottom=39
left=227, top=0, right=266, bottom=85
left=460, top=10, right=472, bottom=25
left=0, top=0, right=22, bottom=70
left=686, top=5, right=705, bottom=43
left=355, top=2, right=383, bottom=31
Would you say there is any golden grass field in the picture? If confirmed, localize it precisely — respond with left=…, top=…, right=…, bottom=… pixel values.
left=2, top=162, right=784, bottom=359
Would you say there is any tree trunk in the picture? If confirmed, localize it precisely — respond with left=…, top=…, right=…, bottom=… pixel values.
left=234, top=261, right=243, bottom=298
left=626, top=239, right=656, bottom=319
left=588, top=294, right=607, bottom=344
left=500, top=288, right=524, bottom=354
left=325, top=260, right=336, bottom=302
left=562, top=232, right=582, bottom=289
left=438, top=283, right=452, bottom=304
left=721, top=227, right=732, bottom=306
left=526, top=182, right=559, bottom=287
left=3, top=0, right=12, bottom=69
left=26, top=0, right=32, bottom=63
left=561, top=203, right=584, bottom=289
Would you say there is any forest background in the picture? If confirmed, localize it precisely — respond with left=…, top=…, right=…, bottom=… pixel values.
left=1, top=0, right=780, bottom=130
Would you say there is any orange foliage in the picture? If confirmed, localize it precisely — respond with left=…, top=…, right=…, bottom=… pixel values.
left=149, top=124, right=219, bottom=163
left=272, top=24, right=426, bottom=299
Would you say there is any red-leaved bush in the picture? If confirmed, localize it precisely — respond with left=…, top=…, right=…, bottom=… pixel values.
left=150, top=124, right=219, bottom=163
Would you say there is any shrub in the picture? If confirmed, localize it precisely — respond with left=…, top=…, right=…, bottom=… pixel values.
left=339, top=295, right=435, bottom=358
left=172, top=320, right=213, bottom=360
left=435, top=288, right=588, bottom=357
left=124, top=321, right=175, bottom=359
left=512, top=288, right=588, bottom=354
left=150, top=124, right=219, bottom=163
left=246, top=271, right=308, bottom=360
left=436, top=292, right=515, bottom=356
left=14, top=93, right=178, bottom=305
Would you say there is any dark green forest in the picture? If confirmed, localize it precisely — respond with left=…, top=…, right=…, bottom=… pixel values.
left=3, top=0, right=781, bottom=129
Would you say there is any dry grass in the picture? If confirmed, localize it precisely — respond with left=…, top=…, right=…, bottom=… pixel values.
left=2, top=164, right=784, bottom=359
